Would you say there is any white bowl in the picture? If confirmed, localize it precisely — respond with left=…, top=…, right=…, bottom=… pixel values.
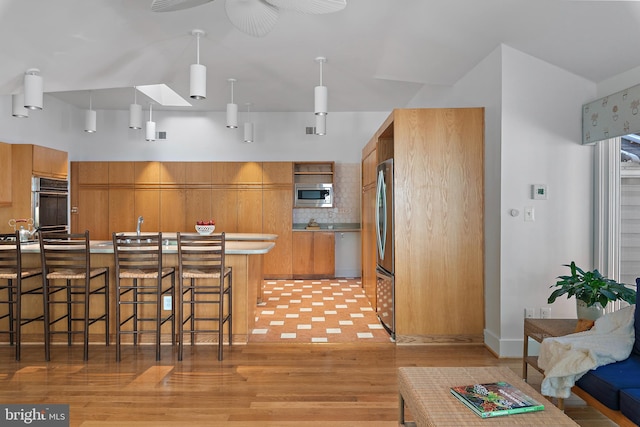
left=195, top=224, right=215, bottom=235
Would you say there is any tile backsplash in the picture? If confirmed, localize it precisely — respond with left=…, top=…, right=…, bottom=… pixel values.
left=293, top=163, right=361, bottom=225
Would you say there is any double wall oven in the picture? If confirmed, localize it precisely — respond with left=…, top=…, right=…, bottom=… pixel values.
left=32, top=176, right=69, bottom=232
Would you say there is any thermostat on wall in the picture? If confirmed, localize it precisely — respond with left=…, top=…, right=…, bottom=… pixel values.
left=532, top=184, right=548, bottom=200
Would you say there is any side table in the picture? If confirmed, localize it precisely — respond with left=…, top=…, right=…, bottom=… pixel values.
left=522, top=318, right=577, bottom=409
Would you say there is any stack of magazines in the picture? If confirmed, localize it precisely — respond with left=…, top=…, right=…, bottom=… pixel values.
left=450, top=382, right=545, bottom=418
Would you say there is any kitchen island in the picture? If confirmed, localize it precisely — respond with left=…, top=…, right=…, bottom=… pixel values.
left=17, top=234, right=275, bottom=345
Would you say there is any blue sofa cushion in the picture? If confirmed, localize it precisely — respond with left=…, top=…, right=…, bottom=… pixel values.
left=575, top=354, right=640, bottom=410
left=620, top=388, right=640, bottom=425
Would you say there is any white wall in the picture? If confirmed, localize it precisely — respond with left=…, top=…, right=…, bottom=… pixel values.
left=0, top=95, right=79, bottom=151
left=65, top=109, right=388, bottom=164
left=499, top=46, right=596, bottom=356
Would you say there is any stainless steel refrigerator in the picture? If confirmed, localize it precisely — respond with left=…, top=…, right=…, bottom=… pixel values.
left=376, top=158, right=395, bottom=339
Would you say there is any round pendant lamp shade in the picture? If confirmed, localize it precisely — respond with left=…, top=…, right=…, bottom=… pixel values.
left=11, top=94, right=29, bottom=118
left=24, top=68, right=43, bottom=110
left=226, top=78, right=238, bottom=128
left=227, top=103, right=238, bottom=128
left=129, top=103, right=142, bottom=129
left=190, top=30, right=207, bottom=100
left=244, top=122, right=254, bottom=143
left=146, top=120, right=156, bottom=141
left=315, top=113, right=326, bottom=135
left=146, top=103, right=156, bottom=141
left=85, top=109, right=97, bottom=133
left=190, top=63, right=207, bottom=99
left=314, top=85, right=327, bottom=115
left=314, top=57, right=327, bottom=115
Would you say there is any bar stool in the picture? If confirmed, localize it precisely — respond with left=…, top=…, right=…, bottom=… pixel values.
left=113, top=232, right=175, bottom=361
left=177, top=232, right=232, bottom=361
left=39, top=230, right=109, bottom=361
left=0, top=232, right=43, bottom=361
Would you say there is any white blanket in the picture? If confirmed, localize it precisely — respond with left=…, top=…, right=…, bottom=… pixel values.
left=538, top=305, right=636, bottom=398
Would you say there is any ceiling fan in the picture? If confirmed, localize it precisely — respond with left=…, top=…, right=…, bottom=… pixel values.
left=151, top=0, right=347, bottom=37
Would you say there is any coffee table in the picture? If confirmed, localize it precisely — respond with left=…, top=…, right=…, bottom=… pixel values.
left=398, top=366, right=579, bottom=426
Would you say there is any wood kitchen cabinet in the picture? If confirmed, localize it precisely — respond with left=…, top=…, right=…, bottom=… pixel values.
left=292, top=231, right=335, bottom=279
left=71, top=162, right=109, bottom=239
left=361, top=137, right=377, bottom=307
left=1, top=144, right=68, bottom=232
left=70, top=161, right=297, bottom=274
left=263, top=162, right=293, bottom=279
left=0, top=142, right=12, bottom=206
left=361, top=108, right=485, bottom=344
left=32, top=145, right=68, bottom=179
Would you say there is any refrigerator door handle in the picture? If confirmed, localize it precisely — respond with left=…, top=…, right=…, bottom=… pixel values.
left=375, top=168, right=386, bottom=261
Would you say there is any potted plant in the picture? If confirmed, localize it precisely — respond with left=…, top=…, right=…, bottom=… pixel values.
left=547, top=261, right=637, bottom=320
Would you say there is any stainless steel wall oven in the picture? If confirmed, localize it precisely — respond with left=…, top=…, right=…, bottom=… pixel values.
left=32, top=176, right=69, bottom=232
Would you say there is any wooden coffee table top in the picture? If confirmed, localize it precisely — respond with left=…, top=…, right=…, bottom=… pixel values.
left=398, top=366, right=579, bottom=426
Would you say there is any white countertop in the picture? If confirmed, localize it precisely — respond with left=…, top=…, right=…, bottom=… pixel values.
left=19, top=235, right=276, bottom=255
left=110, top=232, right=277, bottom=241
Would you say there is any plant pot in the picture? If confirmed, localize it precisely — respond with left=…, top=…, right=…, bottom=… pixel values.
left=576, top=300, right=604, bottom=320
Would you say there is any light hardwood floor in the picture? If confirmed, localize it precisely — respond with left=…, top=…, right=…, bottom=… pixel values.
left=0, top=342, right=617, bottom=427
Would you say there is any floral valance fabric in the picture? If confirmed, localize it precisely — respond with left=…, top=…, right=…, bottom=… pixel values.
left=583, top=83, right=640, bottom=144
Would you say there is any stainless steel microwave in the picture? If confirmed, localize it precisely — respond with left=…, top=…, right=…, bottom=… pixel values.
left=294, top=183, right=333, bottom=208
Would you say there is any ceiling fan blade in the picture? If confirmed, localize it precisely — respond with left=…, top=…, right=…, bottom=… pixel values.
left=225, top=0, right=279, bottom=37
left=151, top=0, right=215, bottom=12
left=264, top=0, right=346, bottom=14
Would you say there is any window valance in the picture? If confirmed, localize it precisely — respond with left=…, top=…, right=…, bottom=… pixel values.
left=583, top=83, right=640, bottom=145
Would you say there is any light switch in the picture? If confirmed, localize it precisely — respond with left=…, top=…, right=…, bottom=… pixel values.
left=524, top=206, right=535, bottom=222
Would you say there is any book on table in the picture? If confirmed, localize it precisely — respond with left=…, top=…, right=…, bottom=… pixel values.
left=450, top=381, right=545, bottom=418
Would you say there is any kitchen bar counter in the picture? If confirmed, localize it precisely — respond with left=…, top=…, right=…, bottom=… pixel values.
left=16, top=234, right=275, bottom=346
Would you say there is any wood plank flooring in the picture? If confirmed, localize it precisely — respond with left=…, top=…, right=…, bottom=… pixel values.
left=0, top=342, right=617, bottom=427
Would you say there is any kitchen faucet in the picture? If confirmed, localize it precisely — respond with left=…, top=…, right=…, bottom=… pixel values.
left=136, top=216, right=144, bottom=236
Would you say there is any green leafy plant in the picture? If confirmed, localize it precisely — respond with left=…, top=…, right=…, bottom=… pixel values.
left=548, top=261, right=636, bottom=307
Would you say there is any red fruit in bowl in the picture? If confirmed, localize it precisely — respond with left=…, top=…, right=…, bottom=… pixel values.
left=196, top=220, right=203, bottom=225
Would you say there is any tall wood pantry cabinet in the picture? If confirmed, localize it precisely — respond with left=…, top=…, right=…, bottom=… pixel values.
left=361, top=108, right=485, bottom=344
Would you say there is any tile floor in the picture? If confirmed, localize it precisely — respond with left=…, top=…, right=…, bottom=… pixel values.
left=250, top=278, right=393, bottom=343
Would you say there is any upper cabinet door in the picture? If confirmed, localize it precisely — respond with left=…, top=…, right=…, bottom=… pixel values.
left=32, top=145, right=68, bottom=179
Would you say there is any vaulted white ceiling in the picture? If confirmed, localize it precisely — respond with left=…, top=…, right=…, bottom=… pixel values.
left=2, top=0, right=640, bottom=112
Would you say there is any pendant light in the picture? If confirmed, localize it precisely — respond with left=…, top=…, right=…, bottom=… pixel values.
left=315, top=114, right=326, bottom=136
left=24, top=68, right=43, bottom=110
left=85, top=92, right=96, bottom=133
left=146, top=103, right=156, bottom=141
left=190, top=29, right=206, bottom=100
left=226, top=78, right=238, bottom=129
left=244, top=103, right=254, bottom=143
left=129, top=87, right=142, bottom=129
left=11, top=93, right=28, bottom=118
left=314, top=57, right=327, bottom=116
